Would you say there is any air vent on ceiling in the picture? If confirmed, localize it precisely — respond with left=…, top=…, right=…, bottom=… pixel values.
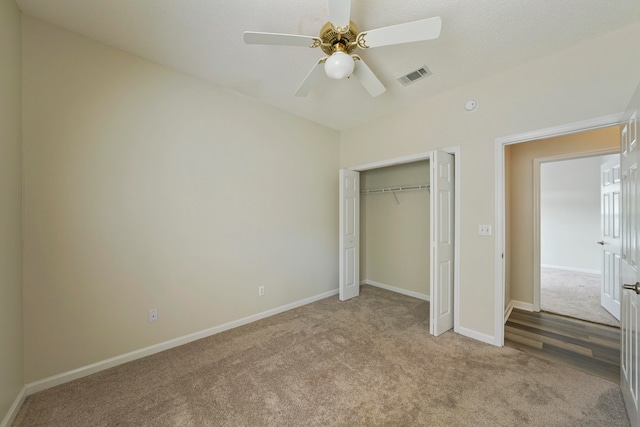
left=397, top=66, right=432, bottom=87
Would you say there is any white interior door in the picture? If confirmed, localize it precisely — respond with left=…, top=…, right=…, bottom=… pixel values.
left=339, top=169, right=360, bottom=301
left=600, top=158, right=622, bottom=320
left=430, top=150, right=455, bottom=336
left=620, top=84, right=640, bottom=426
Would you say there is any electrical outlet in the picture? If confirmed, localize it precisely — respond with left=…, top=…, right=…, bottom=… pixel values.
left=149, top=308, right=158, bottom=322
left=478, top=224, right=492, bottom=236
left=258, top=286, right=265, bottom=296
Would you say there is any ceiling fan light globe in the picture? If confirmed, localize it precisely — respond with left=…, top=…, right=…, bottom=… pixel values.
left=324, top=52, right=355, bottom=80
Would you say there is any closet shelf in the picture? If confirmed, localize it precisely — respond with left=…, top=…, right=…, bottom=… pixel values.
left=360, top=184, right=430, bottom=195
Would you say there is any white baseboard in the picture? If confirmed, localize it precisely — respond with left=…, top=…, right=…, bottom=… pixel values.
left=541, top=264, right=600, bottom=275
left=511, top=300, right=535, bottom=312
left=0, top=386, right=27, bottom=427
left=504, top=301, right=514, bottom=323
left=25, top=288, right=339, bottom=396
left=361, top=280, right=430, bottom=301
left=457, top=326, right=497, bottom=346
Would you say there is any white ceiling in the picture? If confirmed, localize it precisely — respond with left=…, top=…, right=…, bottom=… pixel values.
left=15, top=0, right=640, bottom=131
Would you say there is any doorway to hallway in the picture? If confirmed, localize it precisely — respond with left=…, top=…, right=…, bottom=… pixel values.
left=539, top=155, right=620, bottom=327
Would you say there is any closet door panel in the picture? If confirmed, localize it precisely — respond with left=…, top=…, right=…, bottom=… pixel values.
left=431, top=151, right=455, bottom=336
left=339, top=169, right=360, bottom=301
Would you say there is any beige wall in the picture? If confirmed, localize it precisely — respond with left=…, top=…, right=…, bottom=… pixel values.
left=506, top=126, right=619, bottom=305
left=360, top=161, right=430, bottom=296
left=12, top=9, right=640, bottom=390
left=0, top=0, right=23, bottom=421
left=340, top=23, right=640, bottom=338
left=21, top=16, right=340, bottom=383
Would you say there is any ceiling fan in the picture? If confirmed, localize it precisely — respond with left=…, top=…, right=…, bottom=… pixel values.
left=243, top=0, right=441, bottom=97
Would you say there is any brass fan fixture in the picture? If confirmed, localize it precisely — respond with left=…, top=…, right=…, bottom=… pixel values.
left=243, top=0, right=441, bottom=97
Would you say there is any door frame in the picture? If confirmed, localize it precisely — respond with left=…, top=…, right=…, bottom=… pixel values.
left=347, top=146, right=461, bottom=333
left=494, top=113, right=623, bottom=346
left=533, top=150, right=619, bottom=312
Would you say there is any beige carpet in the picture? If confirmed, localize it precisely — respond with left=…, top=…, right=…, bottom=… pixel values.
left=541, top=267, right=620, bottom=327
left=13, top=285, right=629, bottom=426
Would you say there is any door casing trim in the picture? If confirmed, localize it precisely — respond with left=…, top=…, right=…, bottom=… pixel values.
left=494, top=113, right=623, bottom=346
left=348, top=147, right=461, bottom=335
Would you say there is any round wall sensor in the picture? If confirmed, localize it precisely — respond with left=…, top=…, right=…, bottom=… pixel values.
left=464, top=100, right=479, bottom=112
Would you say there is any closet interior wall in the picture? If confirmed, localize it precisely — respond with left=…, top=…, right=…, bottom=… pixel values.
left=359, top=160, right=430, bottom=298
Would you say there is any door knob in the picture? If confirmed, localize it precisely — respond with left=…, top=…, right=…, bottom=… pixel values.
left=622, top=282, right=640, bottom=294
left=597, top=241, right=605, bottom=245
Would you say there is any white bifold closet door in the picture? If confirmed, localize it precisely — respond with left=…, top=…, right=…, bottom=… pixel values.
left=339, top=169, right=360, bottom=301
left=430, top=151, right=455, bottom=336
left=339, top=150, right=455, bottom=338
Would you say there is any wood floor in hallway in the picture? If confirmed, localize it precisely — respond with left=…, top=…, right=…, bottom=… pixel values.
left=505, top=308, right=620, bottom=384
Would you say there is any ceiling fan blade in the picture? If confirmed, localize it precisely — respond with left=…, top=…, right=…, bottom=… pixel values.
left=328, top=0, right=352, bottom=30
left=352, top=58, right=386, bottom=97
left=295, top=59, right=327, bottom=97
left=243, top=31, right=320, bottom=48
left=358, top=17, right=442, bottom=49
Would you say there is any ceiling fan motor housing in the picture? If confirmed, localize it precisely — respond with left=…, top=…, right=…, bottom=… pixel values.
left=319, top=21, right=359, bottom=55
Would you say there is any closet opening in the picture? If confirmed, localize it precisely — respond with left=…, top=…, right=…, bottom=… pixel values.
left=339, top=149, right=460, bottom=337
left=359, top=160, right=431, bottom=302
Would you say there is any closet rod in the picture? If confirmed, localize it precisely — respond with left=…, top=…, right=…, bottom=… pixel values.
left=360, top=184, right=430, bottom=195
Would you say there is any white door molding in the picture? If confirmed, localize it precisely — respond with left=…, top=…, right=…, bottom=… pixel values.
left=494, top=114, right=623, bottom=347
left=348, top=147, right=461, bottom=335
